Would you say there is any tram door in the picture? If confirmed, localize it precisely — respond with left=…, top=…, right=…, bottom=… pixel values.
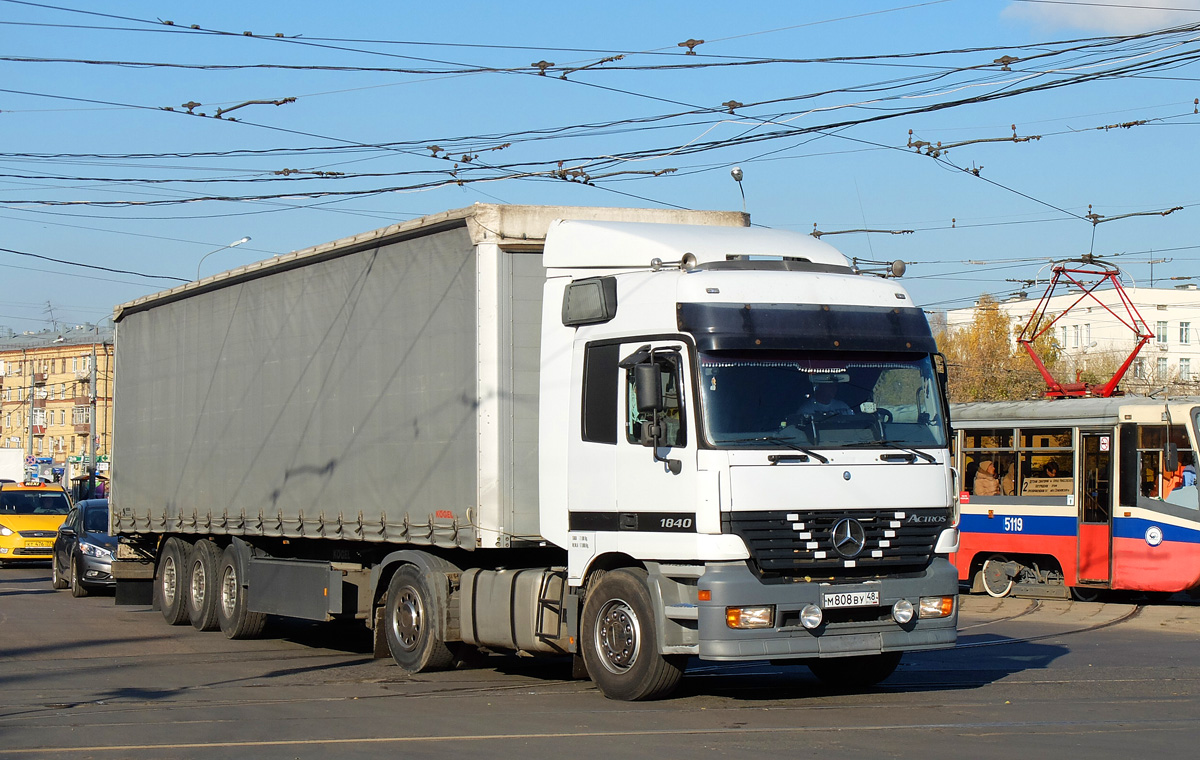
left=1077, top=432, right=1113, bottom=583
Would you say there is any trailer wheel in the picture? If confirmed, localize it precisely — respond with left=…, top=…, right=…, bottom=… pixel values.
left=981, top=555, right=1015, bottom=598
left=70, top=555, right=89, bottom=598
left=186, top=539, right=223, bottom=631
left=216, top=545, right=266, bottom=639
left=581, top=567, right=685, bottom=701
left=807, top=652, right=902, bottom=690
left=156, top=538, right=191, bottom=625
left=383, top=565, right=454, bottom=672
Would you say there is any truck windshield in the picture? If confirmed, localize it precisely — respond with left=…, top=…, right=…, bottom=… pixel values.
left=0, top=490, right=71, bottom=515
left=699, top=350, right=947, bottom=450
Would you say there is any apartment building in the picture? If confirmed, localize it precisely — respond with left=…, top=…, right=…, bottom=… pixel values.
left=945, top=284, right=1200, bottom=389
left=0, top=324, right=113, bottom=482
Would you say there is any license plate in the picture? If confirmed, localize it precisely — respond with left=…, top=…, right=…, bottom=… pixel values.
left=25, top=541, right=52, bottom=548
left=823, top=591, right=880, bottom=609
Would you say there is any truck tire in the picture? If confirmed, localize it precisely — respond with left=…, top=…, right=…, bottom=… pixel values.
left=156, top=537, right=191, bottom=626
left=581, top=567, right=686, bottom=701
left=70, top=555, right=89, bottom=598
left=383, top=565, right=454, bottom=672
left=216, top=545, right=266, bottom=639
left=807, top=651, right=902, bottom=690
left=186, top=539, right=223, bottom=631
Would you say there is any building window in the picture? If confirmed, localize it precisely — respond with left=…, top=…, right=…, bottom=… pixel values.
left=1182, top=359, right=1192, bottom=381
left=1061, top=326, right=1068, bottom=347
left=1158, top=357, right=1169, bottom=380
left=72, top=406, right=92, bottom=426
left=1158, top=321, right=1169, bottom=344
left=1182, top=322, right=1192, bottom=345
left=1072, top=325, right=1080, bottom=348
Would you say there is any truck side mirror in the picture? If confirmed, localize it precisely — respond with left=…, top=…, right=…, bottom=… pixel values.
left=634, top=363, right=663, bottom=414
left=1165, top=442, right=1179, bottom=472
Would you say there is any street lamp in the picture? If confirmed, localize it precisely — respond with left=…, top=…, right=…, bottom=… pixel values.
left=195, top=236, right=251, bottom=280
left=730, top=167, right=746, bottom=213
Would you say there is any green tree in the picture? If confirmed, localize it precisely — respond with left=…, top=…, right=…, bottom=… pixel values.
left=936, top=294, right=1062, bottom=402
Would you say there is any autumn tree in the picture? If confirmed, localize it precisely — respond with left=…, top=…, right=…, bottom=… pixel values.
left=936, top=294, right=1062, bottom=402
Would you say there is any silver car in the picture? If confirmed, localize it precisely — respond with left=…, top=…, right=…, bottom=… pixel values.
left=51, top=499, right=116, bottom=597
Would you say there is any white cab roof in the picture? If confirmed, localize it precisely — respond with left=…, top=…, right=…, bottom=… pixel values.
left=543, top=219, right=848, bottom=270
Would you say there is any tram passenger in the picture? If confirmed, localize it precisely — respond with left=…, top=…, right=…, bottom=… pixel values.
left=1042, top=460, right=1059, bottom=478
left=974, top=459, right=1001, bottom=496
left=1000, top=461, right=1016, bottom=496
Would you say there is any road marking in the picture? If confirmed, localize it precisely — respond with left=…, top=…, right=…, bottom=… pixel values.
left=1, top=718, right=1195, bottom=754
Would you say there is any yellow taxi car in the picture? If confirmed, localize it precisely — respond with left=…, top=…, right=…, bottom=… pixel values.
left=0, top=481, right=72, bottom=566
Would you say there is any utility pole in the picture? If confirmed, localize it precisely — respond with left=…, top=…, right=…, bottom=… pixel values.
left=24, top=349, right=33, bottom=477
left=88, top=340, right=97, bottom=499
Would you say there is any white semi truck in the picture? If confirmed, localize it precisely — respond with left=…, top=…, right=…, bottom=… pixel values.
left=110, top=204, right=959, bottom=700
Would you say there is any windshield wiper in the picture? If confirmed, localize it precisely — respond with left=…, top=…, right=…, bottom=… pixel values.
left=844, top=439, right=936, bottom=464
left=715, top=436, right=829, bottom=463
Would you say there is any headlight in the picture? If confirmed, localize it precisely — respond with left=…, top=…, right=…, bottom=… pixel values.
left=725, top=605, right=775, bottom=629
left=0, top=524, right=12, bottom=537
left=78, top=542, right=112, bottom=559
left=919, top=595, right=956, bottom=619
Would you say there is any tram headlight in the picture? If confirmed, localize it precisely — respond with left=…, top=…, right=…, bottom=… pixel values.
left=892, top=598, right=915, bottom=624
left=919, top=595, right=956, bottom=619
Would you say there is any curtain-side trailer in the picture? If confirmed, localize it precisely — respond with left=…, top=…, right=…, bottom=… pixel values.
left=110, top=204, right=959, bottom=700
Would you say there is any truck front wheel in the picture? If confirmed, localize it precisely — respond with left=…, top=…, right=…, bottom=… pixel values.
left=807, top=651, right=902, bottom=690
left=383, top=565, right=454, bottom=672
left=156, top=538, right=191, bottom=626
left=581, top=568, right=685, bottom=701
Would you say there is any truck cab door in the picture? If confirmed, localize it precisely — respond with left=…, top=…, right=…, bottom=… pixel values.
left=612, top=341, right=699, bottom=539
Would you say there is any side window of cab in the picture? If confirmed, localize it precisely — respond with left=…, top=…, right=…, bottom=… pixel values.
left=625, top=352, right=687, bottom=447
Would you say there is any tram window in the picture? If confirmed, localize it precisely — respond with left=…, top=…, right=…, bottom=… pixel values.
left=1019, top=453, right=1074, bottom=496
left=1139, top=426, right=1166, bottom=450
left=1140, top=450, right=1162, bottom=498
left=963, top=429, right=1013, bottom=449
left=1021, top=428, right=1072, bottom=449
left=963, top=453, right=1016, bottom=496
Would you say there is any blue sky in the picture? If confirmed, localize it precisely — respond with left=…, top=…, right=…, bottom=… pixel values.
left=2, top=0, right=1199, bottom=333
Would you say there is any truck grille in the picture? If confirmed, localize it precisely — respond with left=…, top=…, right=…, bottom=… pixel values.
left=723, top=508, right=950, bottom=575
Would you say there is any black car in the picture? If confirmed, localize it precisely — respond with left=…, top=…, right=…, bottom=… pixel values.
left=51, top=499, right=116, bottom=597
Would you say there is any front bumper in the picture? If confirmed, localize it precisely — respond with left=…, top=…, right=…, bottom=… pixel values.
left=0, top=538, right=55, bottom=560
left=78, top=554, right=115, bottom=586
left=696, top=557, right=958, bottom=661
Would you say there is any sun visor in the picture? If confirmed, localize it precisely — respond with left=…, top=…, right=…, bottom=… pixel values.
left=677, top=303, right=936, bottom=353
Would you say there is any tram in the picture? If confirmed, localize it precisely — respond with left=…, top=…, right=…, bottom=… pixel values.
left=951, top=396, right=1200, bottom=600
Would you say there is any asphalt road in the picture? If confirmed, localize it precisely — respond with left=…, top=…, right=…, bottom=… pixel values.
left=2, top=564, right=1199, bottom=759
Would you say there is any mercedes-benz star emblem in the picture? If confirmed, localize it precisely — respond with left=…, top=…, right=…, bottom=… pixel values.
left=831, top=518, right=867, bottom=558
